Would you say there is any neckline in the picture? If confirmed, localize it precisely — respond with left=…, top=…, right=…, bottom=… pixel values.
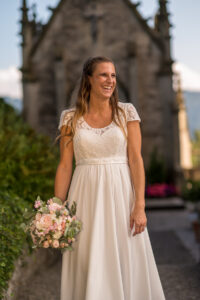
left=81, top=116, right=114, bottom=130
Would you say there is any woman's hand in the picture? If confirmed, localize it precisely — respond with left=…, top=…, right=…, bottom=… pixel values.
left=130, top=204, right=147, bottom=236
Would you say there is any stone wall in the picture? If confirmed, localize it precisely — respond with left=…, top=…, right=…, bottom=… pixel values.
left=3, top=246, right=60, bottom=300
left=22, top=0, right=178, bottom=173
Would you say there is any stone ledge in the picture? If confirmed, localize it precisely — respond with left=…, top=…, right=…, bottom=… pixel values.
left=146, top=197, right=185, bottom=210
left=3, top=246, right=61, bottom=300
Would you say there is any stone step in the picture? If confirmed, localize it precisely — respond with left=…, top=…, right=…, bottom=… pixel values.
left=145, top=197, right=185, bottom=210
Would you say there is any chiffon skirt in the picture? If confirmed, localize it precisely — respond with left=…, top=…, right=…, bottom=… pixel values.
left=60, top=162, right=165, bottom=300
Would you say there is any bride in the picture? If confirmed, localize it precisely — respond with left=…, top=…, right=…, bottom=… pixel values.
left=54, top=56, right=166, bottom=300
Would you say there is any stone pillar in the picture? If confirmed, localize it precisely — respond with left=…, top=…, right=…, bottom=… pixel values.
left=158, top=71, right=181, bottom=182
left=175, top=73, right=192, bottom=170
left=22, top=81, right=39, bottom=129
left=127, top=41, right=138, bottom=106
left=54, top=58, right=67, bottom=118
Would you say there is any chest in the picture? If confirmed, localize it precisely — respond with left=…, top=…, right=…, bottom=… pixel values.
left=73, top=119, right=128, bottom=160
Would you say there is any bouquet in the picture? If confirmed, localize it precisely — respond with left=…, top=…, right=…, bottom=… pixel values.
left=21, top=196, right=82, bottom=253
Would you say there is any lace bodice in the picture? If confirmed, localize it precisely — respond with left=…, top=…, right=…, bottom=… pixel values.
left=58, top=102, right=141, bottom=165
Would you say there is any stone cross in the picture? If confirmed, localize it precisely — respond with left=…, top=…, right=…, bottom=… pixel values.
left=84, top=5, right=104, bottom=42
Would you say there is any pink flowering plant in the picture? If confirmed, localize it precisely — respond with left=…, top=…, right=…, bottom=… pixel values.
left=21, top=196, right=82, bottom=253
left=145, top=183, right=178, bottom=198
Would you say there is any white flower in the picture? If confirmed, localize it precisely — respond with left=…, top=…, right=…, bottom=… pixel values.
left=53, top=231, right=63, bottom=240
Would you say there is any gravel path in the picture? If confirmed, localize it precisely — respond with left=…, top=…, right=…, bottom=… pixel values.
left=14, top=209, right=200, bottom=300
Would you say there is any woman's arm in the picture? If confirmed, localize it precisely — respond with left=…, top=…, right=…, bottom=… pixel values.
left=127, top=121, right=147, bottom=236
left=127, top=121, right=145, bottom=208
left=54, top=126, right=74, bottom=204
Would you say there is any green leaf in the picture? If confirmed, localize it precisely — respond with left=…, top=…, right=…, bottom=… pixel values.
left=1, top=262, right=6, bottom=267
left=67, top=246, right=73, bottom=251
left=52, top=197, right=63, bottom=205
left=36, top=195, right=42, bottom=202
left=39, top=207, right=49, bottom=213
left=64, top=225, right=70, bottom=236
left=23, top=211, right=35, bottom=219
left=19, top=223, right=27, bottom=231
left=55, top=210, right=61, bottom=218
left=70, top=201, right=77, bottom=216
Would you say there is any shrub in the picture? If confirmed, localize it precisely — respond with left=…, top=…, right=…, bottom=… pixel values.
left=0, top=99, right=59, bottom=202
left=146, top=147, right=167, bottom=184
left=0, top=191, right=31, bottom=296
left=181, top=180, right=200, bottom=201
left=0, top=98, right=60, bottom=298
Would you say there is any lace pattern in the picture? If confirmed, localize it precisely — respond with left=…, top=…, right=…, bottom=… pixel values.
left=78, top=117, right=116, bottom=136
left=58, top=108, right=75, bottom=131
left=120, top=102, right=141, bottom=123
left=58, top=101, right=141, bottom=134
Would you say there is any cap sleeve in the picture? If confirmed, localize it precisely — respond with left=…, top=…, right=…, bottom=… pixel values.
left=58, top=108, right=75, bottom=131
left=125, top=103, right=141, bottom=123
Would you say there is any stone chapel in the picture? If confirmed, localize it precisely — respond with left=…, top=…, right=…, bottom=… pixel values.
left=20, top=0, right=182, bottom=181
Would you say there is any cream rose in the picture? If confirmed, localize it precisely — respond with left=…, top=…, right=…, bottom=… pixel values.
left=53, top=231, right=62, bottom=240
left=52, top=240, right=60, bottom=248
left=43, top=241, right=49, bottom=248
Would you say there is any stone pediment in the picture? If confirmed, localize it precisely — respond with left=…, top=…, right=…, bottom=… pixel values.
left=29, top=0, right=163, bottom=57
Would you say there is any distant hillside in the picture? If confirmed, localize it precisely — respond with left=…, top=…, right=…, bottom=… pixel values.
left=1, top=97, right=22, bottom=113
left=183, top=91, right=200, bottom=139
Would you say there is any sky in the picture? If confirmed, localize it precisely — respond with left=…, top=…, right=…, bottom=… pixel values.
left=0, top=0, right=200, bottom=98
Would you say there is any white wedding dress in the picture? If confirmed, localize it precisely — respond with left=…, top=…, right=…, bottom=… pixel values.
left=58, top=101, right=165, bottom=300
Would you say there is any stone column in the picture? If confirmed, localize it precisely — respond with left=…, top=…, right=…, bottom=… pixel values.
left=127, top=42, right=138, bottom=106
left=54, top=58, right=67, bottom=118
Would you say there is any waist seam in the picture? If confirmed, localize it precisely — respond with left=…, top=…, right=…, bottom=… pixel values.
left=76, top=157, right=128, bottom=166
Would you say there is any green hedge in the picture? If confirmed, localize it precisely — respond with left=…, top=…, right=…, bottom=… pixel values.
left=0, top=99, right=60, bottom=202
left=0, top=99, right=60, bottom=298
left=181, top=180, right=200, bottom=202
left=0, top=191, right=30, bottom=297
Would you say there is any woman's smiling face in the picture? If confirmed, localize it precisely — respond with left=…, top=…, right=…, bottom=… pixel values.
left=89, top=62, right=116, bottom=100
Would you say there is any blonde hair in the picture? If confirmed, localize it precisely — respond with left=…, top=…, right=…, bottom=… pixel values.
left=55, top=56, right=127, bottom=147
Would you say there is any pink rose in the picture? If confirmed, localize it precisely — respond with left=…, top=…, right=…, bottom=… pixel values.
left=41, top=215, right=52, bottom=228
left=35, top=213, right=42, bottom=221
left=43, top=241, right=49, bottom=248
left=47, top=198, right=53, bottom=205
left=53, top=223, right=58, bottom=230
left=52, top=240, right=59, bottom=248
left=48, top=203, right=62, bottom=212
left=34, top=200, right=41, bottom=209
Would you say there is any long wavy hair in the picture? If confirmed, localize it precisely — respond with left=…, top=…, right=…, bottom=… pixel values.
left=55, top=56, right=127, bottom=146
